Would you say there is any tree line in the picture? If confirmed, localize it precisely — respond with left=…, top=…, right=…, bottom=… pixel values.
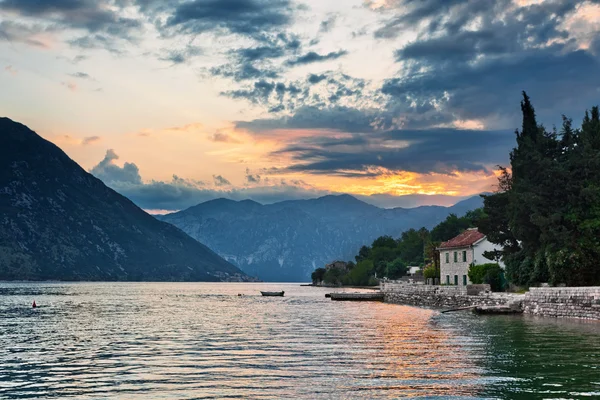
left=311, top=209, right=483, bottom=286
left=478, top=93, right=600, bottom=287
left=313, top=93, right=600, bottom=288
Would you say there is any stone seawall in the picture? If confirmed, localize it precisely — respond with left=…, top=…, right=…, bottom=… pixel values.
left=381, top=282, right=513, bottom=309
left=381, top=283, right=600, bottom=321
left=523, top=287, right=600, bottom=320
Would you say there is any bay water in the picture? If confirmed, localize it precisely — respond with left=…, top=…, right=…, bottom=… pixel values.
left=1, top=282, right=599, bottom=399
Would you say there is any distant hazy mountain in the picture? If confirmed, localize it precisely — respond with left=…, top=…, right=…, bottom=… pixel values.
left=356, top=193, right=472, bottom=208
left=158, top=194, right=483, bottom=282
left=0, top=117, right=250, bottom=282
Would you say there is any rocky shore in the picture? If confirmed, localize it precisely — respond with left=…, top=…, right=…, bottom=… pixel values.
left=381, top=282, right=600, bottom=321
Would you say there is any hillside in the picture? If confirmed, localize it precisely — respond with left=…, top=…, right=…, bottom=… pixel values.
left=159, top=194, right=483, bottom=281
left=0, top=117, right=250, bottom=282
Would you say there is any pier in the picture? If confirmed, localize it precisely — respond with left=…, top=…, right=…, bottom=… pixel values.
left=327, top=292, right=384, bottom=301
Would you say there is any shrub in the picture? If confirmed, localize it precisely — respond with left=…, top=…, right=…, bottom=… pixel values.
left=468, top=263, right=506, bottom=291
left=423, top=264, right=439, bottom=280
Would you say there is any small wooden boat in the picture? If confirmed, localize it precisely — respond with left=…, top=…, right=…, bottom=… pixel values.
left=261, top=291, right=285, bottom=297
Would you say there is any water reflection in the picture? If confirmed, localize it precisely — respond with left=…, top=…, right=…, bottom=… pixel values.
left=0, top=283, right=599, bottom=399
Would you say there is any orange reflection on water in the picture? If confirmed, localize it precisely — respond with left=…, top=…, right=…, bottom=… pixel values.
left=337, top=303, right=485, bottom=398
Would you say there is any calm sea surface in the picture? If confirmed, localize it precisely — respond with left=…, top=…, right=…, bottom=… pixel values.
left=0, top=282, right=599, bottom=399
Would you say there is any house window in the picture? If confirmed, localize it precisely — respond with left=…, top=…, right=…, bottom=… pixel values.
left=445, top=253, right=449, bottom=263
left=446, top=275, right=450, bottom=285
left=463, top=275, right=467, bottom=286
left=462, top=251, right=467, bottom=262
left=454, top=275, right=458, bottom=285
left=453, top=252, right=457, bottom=262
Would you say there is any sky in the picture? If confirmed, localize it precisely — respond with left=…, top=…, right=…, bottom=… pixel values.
left=1, top=0, right=599, bottom=212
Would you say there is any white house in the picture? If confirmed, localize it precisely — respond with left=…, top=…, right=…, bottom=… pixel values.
left=438, top=228, right=504, bottom=286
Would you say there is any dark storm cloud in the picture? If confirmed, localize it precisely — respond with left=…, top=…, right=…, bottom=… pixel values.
left=162, top=0, right=296, bottom=39
left=383, top=48, right=600, bottom=125
left=210, top=63, right=280, bottom=81
left=372, top=0, right=600, bottom=127
left=307, top=73, right=327, bottom=84
left=275, top=128, right=514, bottom=177
left=224, top=79, right=303, bottom=106
left=0, top=0, right=142, bottom=39
left=223, top=71, right=367, bottom=113
left=286, top=50, right=348, bottom=66
left=209, top=33, right=300, bottom=81
left=236, top=105, right=381, bottom=133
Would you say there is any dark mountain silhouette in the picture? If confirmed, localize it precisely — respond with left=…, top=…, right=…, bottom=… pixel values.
left=0, top=117, right=250, bottom=282
left=159, top=194, right=483, bottom=282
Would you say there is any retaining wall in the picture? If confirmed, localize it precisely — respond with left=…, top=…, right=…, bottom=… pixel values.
left=523, top=287, right=600, bottom=320
left=381, top=282, right=511, bottom=308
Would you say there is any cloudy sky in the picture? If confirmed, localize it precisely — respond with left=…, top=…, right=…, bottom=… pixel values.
left=1, top=0, right=599, bottom=212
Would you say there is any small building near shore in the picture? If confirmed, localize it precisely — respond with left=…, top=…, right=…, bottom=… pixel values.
left=325, top=260, right=349, bottom=272
left=438, top=228, right=504, bottom=286
left=407, top=266, right=421, bottom=276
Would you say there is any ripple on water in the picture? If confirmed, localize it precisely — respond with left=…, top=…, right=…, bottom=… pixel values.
left=1, top=282, right=599, bottom=399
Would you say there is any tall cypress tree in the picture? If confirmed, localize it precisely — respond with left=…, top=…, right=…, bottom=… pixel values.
left=481, top=94, right=600, bottom=287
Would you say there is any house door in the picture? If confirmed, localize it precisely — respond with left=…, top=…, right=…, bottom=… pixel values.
left=454, top=275, right=458, bottom=285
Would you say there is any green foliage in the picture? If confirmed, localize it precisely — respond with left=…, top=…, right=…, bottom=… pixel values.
left=396, top=228, right=428, bottom=265
left=311, top=267, right=326, bottom=284
left=385, top=258, right=407, bottom=279
left=311, top=200, right=485, bottom=286
left=372, top=235, right=396, bottom=248
left=479, top=93, right=600, bottom=286
left=468, top=263, right=506, bottom=292
left=323, top=267, right=345, bottom=286
left=355, top=245, right=371, bottom=263
left=423, top=264, right=439, bottom=280
left=344, top=260, right=375, bottom=286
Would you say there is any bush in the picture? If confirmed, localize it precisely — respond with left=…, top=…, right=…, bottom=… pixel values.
left=468, top=263, right=506, bottom=291
left=423, top=264, right=439, bottom=280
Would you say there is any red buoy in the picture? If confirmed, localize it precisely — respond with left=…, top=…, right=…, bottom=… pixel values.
left=32, top=300, right=36, bottom=308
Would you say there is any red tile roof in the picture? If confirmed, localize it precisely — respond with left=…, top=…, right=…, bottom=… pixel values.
left=438, top=228, right=485, bottom=249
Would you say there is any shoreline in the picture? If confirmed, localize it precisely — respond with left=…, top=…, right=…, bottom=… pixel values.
left=381, top=282, right=600, bottom=321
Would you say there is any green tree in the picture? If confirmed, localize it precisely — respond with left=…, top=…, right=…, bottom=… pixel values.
left=370, top=246, right=396, bottom=277
left=372, top=235, right=396, bottom=248
left=385, top=258, right=407, bottom=279
left=479, top=93, right=600, bottom=286
left=355, top=245, right=371, bottom=263
left=323, top=268, right=345, bottom=286
left=396, top=228, right=428, bottom=266
left=311, top=267, right=326, bottom=285
left=468, top=263, right=506, bottom=292
left=344, top=260, right=375, bottom=286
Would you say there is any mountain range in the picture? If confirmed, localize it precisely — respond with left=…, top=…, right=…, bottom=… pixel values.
left=0, top=117, right=250, bottom=282
left=158, top=194, right=483, bottom=282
